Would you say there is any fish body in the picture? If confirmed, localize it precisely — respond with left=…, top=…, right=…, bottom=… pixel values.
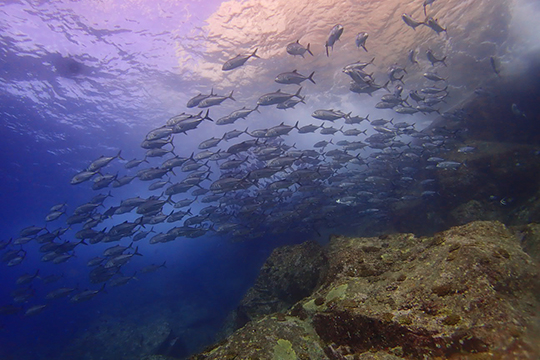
left=257, top=88, right=302, bottom=106
left=222, top=49, right=259, bottom=71
left=423, top=71, right=446, bottom=81
left=198, top=91, right=235, bottom=108
left=355, top=32, right=368, bottom=51
left=408, top=49, right=418, bottom=64
left=425, top=17, right=447, bottom=34
left=87, top=150, right=122, bottom=172
left=312, top=109, right=350, bottom=121
left=490, top=56, right=502, bottom=77
left=426, top=49, right=447, bottom=66
left=186, top=90, right=214, bottom=108
left=71, top=170, right=100, bottom=185
left=402, top=14, right=424, bottom=30
left=325, top=24, right=344, bottom=56
left=275, top=70, right=315, bottom=85
left=286, top=40, right=313, bottom=57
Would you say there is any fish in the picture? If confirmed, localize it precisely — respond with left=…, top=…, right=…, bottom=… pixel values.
left=222, top=49, right=259, bottom=71
left=70, top=284, right=106, bottom=303
left=286, top=40, right=313, bottom=57
left=394, top=106, right=419, bottom=115
left=46, top=286, right=78, bottom=300
left=511, top=103, right=526, bottom=118
left=257, top=88, right=302, bottom=106
left=140, top=261, right=167, bottom=273
left=425, top=17, right=447, bottom=34
left=71, top=170, right=100, bottom=185
left=436, top=161, right=461, bottom=170
left=275, top=70, right=316, bottom=85
left=104, top=247, right=142, bottom=268
left=490, top=56, right=502, bottom=77
left=426, top=49, right=447, bottom=66
left=46, top=210, right=65, bottom=222
left=423, top=72, right=447, bottom=82
left=355, top=32, right=368, bottom=51
left=343, top=57, right=375, bottom=71
left=402, top=14, right=424, bottom=30
left=423, top=0, right=437, bottom=15
left=186, top=89, right=214, bottom=108
left=198, top=137, right=222, bottom=150
left=312, top=109, right=351, bottom=121
left=265, top=122, right=299, bottom=137
left=124, top=159, right=148, bottom=169
left=325, top=24, right=344, bottom=56
left=408, top=49, right=418, bottom=65
left=198, top=91, right=235, bottom=108
left=87, top=150, right=123, bottom=172
left=16, top=270, right=40, bottom=285
left=25, top=304, right=47, bottom=316
left=109, top=272, right=138, bottom=287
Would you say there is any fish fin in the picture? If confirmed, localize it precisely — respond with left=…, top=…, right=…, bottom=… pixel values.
left=306, top=43, right=313, bottom=56
left=308, top=71, right=316, bottom=84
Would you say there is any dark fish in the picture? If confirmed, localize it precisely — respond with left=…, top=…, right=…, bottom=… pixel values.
left=286, top=40, right=313, bottom=57
left=490, top=56, right=501, bottom=77
left=325, top=24, right=344, bottom=56
left=275, top=70, right=315, bottom=85
left=426, top=49, right=447, bottom=66
left=355, top=32, right=368, bottom=51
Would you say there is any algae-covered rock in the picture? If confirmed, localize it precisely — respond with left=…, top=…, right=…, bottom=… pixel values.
left=224, top=240, right=327, bottom=334
left=194, top=221, right=540, bottom=360
left=192, top=316, right=328, bottom=360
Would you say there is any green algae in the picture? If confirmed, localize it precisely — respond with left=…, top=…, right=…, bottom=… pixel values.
left=273, top=339, right=297, bottom=360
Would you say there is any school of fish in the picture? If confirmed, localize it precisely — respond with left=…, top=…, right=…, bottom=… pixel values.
left=2, top=0, right=498, bottom=318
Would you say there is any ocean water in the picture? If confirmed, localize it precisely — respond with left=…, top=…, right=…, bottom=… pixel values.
left=0, top=0, right=539, bottom=359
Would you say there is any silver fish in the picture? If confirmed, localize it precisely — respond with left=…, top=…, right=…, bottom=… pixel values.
left=222, top=49, right=259, bottom=71
left=425, top=17, right=446, bottom=34
left=198, top=91, right=235, bottom=108
left=402, top=14, right=424, bottom=30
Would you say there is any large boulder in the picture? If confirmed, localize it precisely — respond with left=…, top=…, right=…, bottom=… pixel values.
left=194, top=221, right=540, bottom=360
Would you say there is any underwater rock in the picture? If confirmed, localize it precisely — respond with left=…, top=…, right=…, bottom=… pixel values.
left=194, top=221, right=540, bottom=360
left=514, top=223, right=540, bottom=265
left=222, top=241, right=327, bottom=335
left=436, top=142, right=540, bottom=225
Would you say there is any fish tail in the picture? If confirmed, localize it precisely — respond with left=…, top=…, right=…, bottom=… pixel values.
left=228, top=90, right=236, bottom=101
left=251, top=48, right=260, bottom=59
left=308, top=71, right=316, bottom=84
left=307, top=43, right=314, bottom=56
left=203, top=109, right=213, bottom=122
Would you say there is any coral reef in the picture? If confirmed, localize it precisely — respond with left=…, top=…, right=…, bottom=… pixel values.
left=193, top=221, right=540, bottom=360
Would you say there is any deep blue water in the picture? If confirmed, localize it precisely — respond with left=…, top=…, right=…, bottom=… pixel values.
left=1, top=0, right=540, bottom=359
